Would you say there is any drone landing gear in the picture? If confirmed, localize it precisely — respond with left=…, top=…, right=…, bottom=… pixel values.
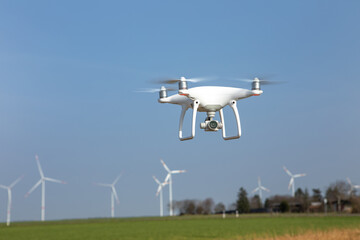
left=178, top=100, right=200, bottom=141
left=178, top=100, right=241, bottom=141
left=219, top=100, right=242, bottom=140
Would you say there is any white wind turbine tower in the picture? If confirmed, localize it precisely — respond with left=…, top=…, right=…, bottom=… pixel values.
left=95, top=175, right=121, bottom=218
left=25, top=155, right=66, bottom=221
left=153, top=176, right=168, bottom=217
left=251, top=177, right=270, bottom=203
left=161, top=159, right=186, bottom=216
left=283, top=166, right=306, bottom=197
left=347, top=177, right=360, bottom=195
left=0, top=176, right=23, bottom=226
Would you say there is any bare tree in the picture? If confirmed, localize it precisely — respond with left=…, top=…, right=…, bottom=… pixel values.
left=173, top=198, right=214, bottom=215
left=214, top=202, right=225, bottom=213
left=250, top=195, right=262, bottom=209
left=326, top=180, right=351, bottom=212
left=201, top=198, right=214, bottom=214
left=312, top=188, right=322, bottom=202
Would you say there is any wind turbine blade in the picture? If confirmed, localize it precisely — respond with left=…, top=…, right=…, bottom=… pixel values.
left=112, top=174, right=122, bottom=185
left=288, top=178, right=294, bottom=190
left=153, top=176, right=161, bottom=185
left=347, top=177, right=352, bottom=185
left=25, top=179, right=42, bottom=197
left=160, top=159, right=171, bottom=173
left=258, top=177, right=261, bottom=186
left=95, top=183, right=112, bottom=187
left=0, top=184, right=7, bottom=189
left=9, top=175, right=24, bottom=188
left=35, top=155, right=45, bottom=178
left=44, top=177, right=66, bottom=184
left=156, top=185, right=162, bottom=196
left=251, top=187, right=259, bottom=194
left=112, top=187, right=120, bottom=204
left=293, top=173, right=306, bottom=178
left=164, top=173, right=171, bottom=183
left=354, top=185, right=360, bottom=189
left=283, top=166, right=293, bottom=177
left=171, top=170, right=186, bottom=174
left=261, top=186, right=270, bottom=192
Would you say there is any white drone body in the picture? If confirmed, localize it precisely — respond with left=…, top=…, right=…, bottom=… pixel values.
left=158, top=77, right=263, bottom=141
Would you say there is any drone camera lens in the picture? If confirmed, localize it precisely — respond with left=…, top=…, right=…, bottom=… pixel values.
left=208, top=120, right=218, bottom=130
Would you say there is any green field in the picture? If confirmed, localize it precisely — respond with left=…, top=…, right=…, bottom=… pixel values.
left=1, top=214, right=360, bottom=240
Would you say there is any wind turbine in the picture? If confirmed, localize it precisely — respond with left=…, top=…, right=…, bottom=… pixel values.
left=95, top=175, right=121, bottom=218
left=251, top=177, right=270, bottom=203
left=283, top=166, right=306, bottom=197
left=161, top=159, right=186, bottom=216
left=25, top=154, right=66, bottom=221
left=0, top=176, right=23, bottom=226
left=153, top=176, right=168, bottom=217
left=347, top=177, right=360, bottom=195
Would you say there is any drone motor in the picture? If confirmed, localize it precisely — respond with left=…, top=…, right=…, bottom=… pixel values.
left=252, top=78, right=261, bottom=90
left=178, top=78, right=188, bottom=90
left=159, top=86, right=167, bottom=99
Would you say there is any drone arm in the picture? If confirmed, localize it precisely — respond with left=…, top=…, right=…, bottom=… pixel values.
left=179, top=100, right=200, bottom=141
left=219, top=100, right=241, bottom=140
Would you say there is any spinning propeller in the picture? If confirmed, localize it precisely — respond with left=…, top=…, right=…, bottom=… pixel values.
left=236, top=75, right=284, bottom=85
left=155, top=76, right=212, bottom=84
left=135, top=86, right=176, bottom=93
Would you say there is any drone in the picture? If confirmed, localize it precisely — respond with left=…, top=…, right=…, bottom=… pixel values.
left=142, top=76, right=270, bottom=141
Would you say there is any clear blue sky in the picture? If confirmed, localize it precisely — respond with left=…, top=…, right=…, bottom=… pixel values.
left=0, top=0, right=359, bottom=221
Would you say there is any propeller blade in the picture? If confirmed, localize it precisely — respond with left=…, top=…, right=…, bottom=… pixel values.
left=186, top=77, right=210, bottom=83
left=259, top=80, right=285, bottom=85
left=135, top=87, right=176, bottom=93
left=155, top=77, right=212, bottom=84
left=237, top=78, right=253, bottom=82
left=236, top=74, right=283, bottom=85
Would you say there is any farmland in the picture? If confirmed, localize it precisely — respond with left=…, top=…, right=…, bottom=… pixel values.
left=1, top=214, right=359, bottom=240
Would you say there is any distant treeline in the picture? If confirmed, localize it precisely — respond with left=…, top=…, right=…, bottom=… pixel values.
left=173, top=180, right=360, bottom=215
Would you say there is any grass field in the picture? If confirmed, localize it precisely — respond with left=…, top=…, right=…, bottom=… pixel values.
left=0, top=214, right=359, bottom=240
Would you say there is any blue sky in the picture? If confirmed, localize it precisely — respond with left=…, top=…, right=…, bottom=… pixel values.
left=0, top=0, right=359, bottom=221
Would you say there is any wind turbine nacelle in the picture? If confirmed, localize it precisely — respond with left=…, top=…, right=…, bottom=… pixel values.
left=200, top=120, right=223, bottom=131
